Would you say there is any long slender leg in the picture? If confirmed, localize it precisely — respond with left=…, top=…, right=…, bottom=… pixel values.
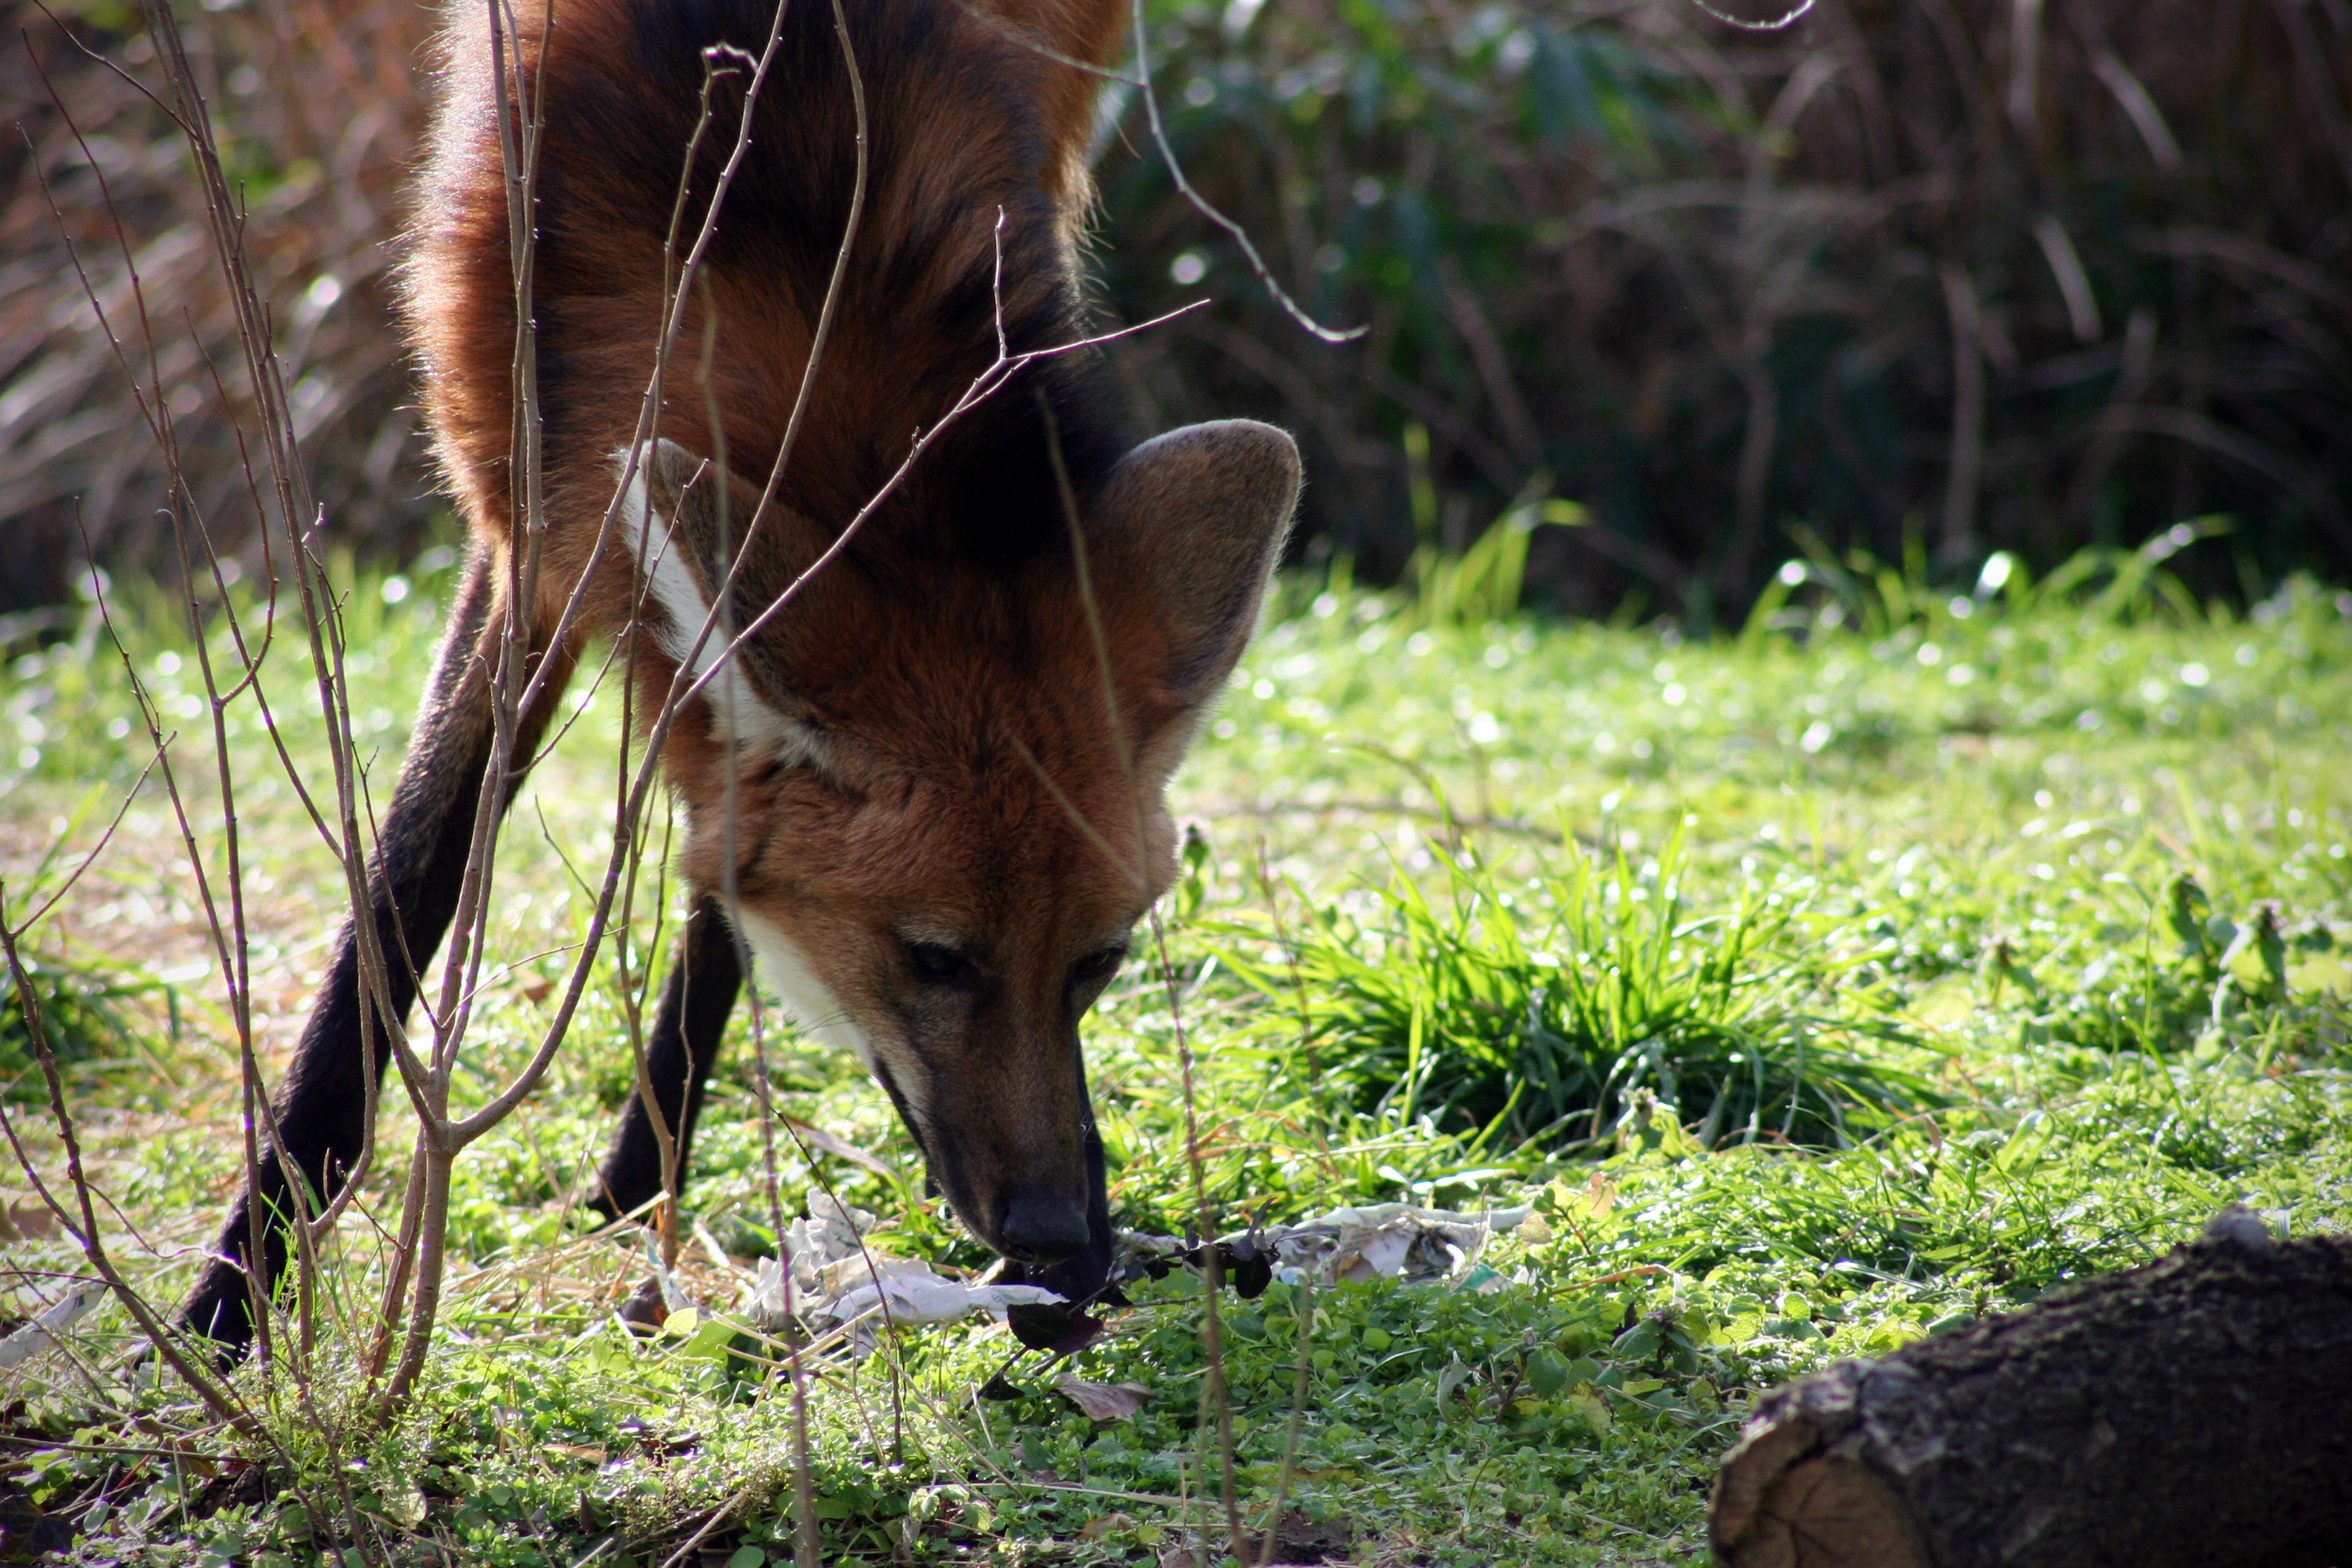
left=176, top=548, right=571, bottom=1352
left=586, top=896, right=742, bottom=1220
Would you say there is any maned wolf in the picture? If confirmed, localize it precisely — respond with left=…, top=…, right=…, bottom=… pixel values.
left=177, top=0, right=1299, bottom=1351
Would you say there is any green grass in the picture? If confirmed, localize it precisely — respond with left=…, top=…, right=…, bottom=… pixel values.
left=0, top=549, right=2348, bottom=1565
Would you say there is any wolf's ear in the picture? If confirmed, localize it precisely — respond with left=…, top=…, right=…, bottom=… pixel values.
left=610, top=439, right=825, bottom=762
left=1091, top=420, right=1301, bottom=703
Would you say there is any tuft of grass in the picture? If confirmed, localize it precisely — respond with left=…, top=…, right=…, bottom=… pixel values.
left=0, top=944, right=161, bottom=1096
left=1217, top=825, right=1939, bottom=1152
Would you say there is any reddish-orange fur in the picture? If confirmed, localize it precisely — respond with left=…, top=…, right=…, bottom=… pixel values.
left=177, top=0, right=1295, bottom=1347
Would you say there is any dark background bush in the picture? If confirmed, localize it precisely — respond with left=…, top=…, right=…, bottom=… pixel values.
left=3, top=0, right=430, bottom=623
left=6, top=0, right=2349, bottom=622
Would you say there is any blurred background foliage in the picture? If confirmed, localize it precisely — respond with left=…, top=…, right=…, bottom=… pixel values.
left=4, top=0, right=2349, bottom=622
left=2, top=0, right=426, bottom=623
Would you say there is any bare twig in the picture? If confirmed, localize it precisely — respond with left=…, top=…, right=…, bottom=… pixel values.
left=1125, top=0, right=1362, bottom=346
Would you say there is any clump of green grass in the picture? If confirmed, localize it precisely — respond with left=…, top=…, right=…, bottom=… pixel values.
left=1217, top=823, right=1939, bottom=1152
left=0, top=943, right=155, bottom=1096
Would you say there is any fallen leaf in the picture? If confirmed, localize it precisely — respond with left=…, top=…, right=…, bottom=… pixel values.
left=781, top=1117, right=893, bottom=1177
left=1434, top=1352, right=1471, bottom=1411
left=0, top=1201, right=57, bottom=1242
left=1054, top=1375, right=1151, bottom=1421
left=1273, top=1505, right=1355, bottom=1556
left=542, top=1444, right=606, bottom=1465
left=1079, top=1511, right=1137, bottom=1541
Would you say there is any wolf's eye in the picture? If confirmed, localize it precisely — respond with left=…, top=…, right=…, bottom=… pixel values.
left=1070, top=944, right=1129, bottom=989
left=904, top=940, right=979, bottom=990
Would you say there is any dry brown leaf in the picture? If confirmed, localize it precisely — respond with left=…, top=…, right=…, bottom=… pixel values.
left=0, top=1201, right=58, bottom=1243
left=1054, top=1374, right=1151, bottom=1421
left=781, top=1118, right=892, bottom=1177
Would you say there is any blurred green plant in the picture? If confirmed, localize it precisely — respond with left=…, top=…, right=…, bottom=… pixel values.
left=1101, top=0, right=2352, bottom=620
left=0, top=945, right=155, bottom=1097
left=1742, top=514, right=2237, bottom=645
left=1399, top=476, right=1584, bottom=628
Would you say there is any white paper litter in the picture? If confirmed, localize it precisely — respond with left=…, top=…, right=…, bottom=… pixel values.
left=1120, top=1202, right=1531, bottom=1289
left=738, top=1196, right=1062, bottom=1340
left=0, top=1282, right=105, bottom=1369
left=700, top=1197, right=1527, bottom=1354
left=821, top=1269, right=1064, bottom=1328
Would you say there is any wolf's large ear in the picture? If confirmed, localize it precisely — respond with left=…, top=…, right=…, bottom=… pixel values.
left=611, top=439, right=826, bottom=764
left=1091, top=420, right=1301, bottom=704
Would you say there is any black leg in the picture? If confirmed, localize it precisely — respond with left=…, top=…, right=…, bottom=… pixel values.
left=176, top=550, right=568, bottom=1354
left=586, top=896, right=742, bottom=1220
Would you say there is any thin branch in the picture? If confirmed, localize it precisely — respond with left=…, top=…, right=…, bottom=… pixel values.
left=1126, top=0, right=1363, bottom=344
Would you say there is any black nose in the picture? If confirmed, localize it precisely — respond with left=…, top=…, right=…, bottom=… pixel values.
left=998, top=1192, right=1091, bottom=1266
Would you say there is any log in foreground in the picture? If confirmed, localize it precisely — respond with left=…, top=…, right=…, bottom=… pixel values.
left=1710, top=1209, right=2352, bottom=1568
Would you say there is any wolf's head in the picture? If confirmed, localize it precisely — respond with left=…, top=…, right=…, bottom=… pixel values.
left=613, top=421, right=1298, bottom=1298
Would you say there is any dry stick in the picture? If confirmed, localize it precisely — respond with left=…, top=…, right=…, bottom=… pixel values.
left=1125, top=0, right=1362, bottom=346
left=35, top=61, right=379, bottom=1543
left=0, top=910, right=260, bottom=1439
left=25, top=80, right=298, bottom=1373
left=1254, top=1267, right=1315, bottom=1568
left=938, top=0, right=1139, bottom=86
left=1036, top=389, right=1154, bottom=892
left=363, top=1147, right=429, bottom=1380
left=726, top=0, right=872, bottom=583
left=672, top=296, right=1205, bottom=732
left=156, top=481, right=295, bottom=1364
left=653, top=1482, right=762, bottom=1568
left=503, top=0, right=802, bottom=741
left=2, top=759, right=154, bottom=947
left=584, top=42, right=758, bottom=1274
left=376, top=0, right=817, bottom=1413
left=1243, top=838, right=1323, bottom=1568
left=422, top=0, right=549, bottom=1132
left=613, top=783, right=681, bottom=1266
left=1149, top=909, right=1243, bottom=1562
left=402, top=0, right=814, bottom=1167
left=145, top=0, right=414, bottom=1363
left=73, top=557, right=307, bottom=1362
left=569, top=33, right=752, bottom=1284
left=379, top=0, right=558, bottom=1411
left=701, top=13, right=873, bottom=1558
left=384, top=0, right=585, bottom=1411
left=129, top=0, right=368, bottom=901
